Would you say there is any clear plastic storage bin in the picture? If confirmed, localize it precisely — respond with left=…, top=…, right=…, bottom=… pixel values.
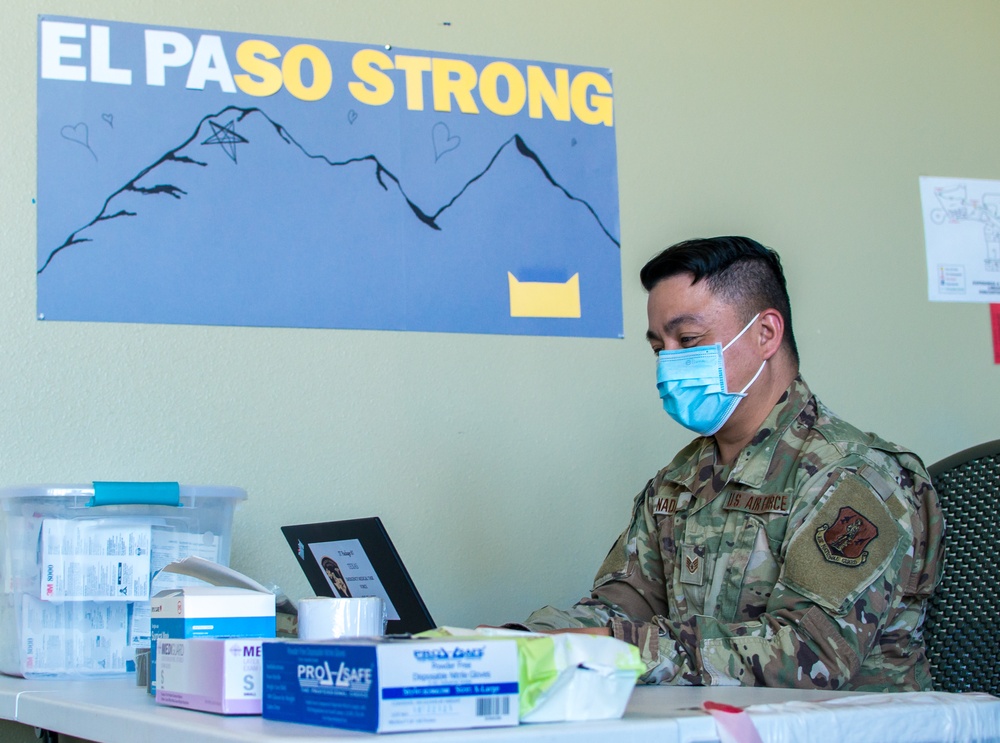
left=0, top=482, right=246, bottom=677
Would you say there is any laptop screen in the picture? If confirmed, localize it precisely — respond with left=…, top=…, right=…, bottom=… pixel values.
left=281, top=516, right=435, bottom=634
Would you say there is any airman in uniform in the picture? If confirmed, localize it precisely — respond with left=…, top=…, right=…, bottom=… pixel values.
left=517, top=237, right=943, bottom=692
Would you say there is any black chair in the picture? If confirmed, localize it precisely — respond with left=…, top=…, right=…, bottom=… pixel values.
left=924, top=440, right=1000, bottom=694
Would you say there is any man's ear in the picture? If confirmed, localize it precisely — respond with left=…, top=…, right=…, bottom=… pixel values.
left=758, top=308, right=784, bottom=360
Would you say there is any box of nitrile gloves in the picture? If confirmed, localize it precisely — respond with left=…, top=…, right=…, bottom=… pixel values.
left=155, top=638, right=264, bottom=714
left=261, top=637, right=519, bottom=733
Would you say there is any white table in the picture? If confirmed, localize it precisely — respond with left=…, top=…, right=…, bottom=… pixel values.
left=1, top=675, right=998, bottom=743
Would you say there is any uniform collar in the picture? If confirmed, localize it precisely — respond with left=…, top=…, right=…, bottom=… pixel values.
left=661, top=376, right=813, bottom=492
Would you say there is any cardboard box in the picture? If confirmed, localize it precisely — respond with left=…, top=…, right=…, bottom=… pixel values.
left=150, top=585, right=275, bottom=692
left=262, top=637, right=519, bottom=733
left=156, top=638, right=264, bottom=715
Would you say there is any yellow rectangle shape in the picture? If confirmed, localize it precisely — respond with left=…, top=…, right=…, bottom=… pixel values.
left=508, top=272, right=581, bottom=318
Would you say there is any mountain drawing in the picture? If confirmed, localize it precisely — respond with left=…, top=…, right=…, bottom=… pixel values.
left=37, top=105, right=623, bottom=337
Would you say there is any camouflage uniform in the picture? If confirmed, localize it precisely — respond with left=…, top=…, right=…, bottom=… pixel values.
left=523, top=377, right=943, bottom=692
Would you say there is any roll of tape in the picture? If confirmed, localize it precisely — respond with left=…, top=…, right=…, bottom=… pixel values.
left=298, top=596, right=387, bottom=640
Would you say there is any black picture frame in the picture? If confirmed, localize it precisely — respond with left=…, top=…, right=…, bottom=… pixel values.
left=281, top=516, right=435, bottom=635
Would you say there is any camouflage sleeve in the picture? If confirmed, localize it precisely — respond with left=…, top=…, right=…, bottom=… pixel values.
left=524, top=461, right=940, bottom=691
left=521, top=478, right=686, bottom=679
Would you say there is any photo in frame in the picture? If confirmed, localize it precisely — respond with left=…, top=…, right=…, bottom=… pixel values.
left=281, top=517, right=435, bottom=635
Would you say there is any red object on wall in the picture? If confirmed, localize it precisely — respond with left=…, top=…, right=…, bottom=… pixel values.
left=992, top=304, right=1000, bottom=364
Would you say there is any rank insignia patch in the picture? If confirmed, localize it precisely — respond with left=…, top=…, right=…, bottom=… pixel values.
left=815, top=506, right=879, bottom=566
left=680, top=543, right=705, bottom=585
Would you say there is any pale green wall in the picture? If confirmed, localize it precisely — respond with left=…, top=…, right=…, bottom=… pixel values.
left=2, top=1, right=999, bottom=739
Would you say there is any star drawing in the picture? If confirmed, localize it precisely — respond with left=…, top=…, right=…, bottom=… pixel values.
left=200, top=119, right=248, bottom=163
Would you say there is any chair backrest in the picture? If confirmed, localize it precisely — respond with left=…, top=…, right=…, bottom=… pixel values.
left=924, top=440, right=1000, bottom=694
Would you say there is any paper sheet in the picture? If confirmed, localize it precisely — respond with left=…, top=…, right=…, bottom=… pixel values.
left=40, top=518, right=151, bottom=601
left=920, top=175, right=1000, bottom=302
left=21, top=594, right=130, bottom=674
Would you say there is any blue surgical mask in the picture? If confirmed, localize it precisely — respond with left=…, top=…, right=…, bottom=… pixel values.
left=655, top=313, right=766, bottom=436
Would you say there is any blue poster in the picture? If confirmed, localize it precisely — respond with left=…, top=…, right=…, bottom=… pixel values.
left=37, top=17, right=622, bottom=337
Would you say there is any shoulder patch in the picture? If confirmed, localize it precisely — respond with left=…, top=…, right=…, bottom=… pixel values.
left=814, top=506, right=878, bottom=566
left=782, top=473, right=903, bottom=614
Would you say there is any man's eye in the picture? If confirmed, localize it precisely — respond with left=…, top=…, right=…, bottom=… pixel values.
left=679, top=336, right=697, bottom=346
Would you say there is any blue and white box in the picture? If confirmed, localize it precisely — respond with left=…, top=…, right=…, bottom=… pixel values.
left=262, top=637, right=519, bottom=733
left=150, top=586, right=274, bottom=693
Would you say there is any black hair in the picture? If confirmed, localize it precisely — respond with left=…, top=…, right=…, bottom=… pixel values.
left=640, top=236, right=798, bottom=363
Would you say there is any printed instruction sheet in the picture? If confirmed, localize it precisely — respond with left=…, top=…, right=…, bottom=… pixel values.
left=920, top=175, right=1000, bottom=302
left=41, top=519, right=151, bottom=601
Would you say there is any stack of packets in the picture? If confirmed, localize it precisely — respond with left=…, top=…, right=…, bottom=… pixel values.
left=259, top=626, right=645, bottom=733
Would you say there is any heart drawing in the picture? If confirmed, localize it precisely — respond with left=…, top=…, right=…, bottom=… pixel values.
left=432, top=122, right=461, bottom=162
left=61, top=122, right=89, bottom=147
left=60, top=122, right=97, bottom=161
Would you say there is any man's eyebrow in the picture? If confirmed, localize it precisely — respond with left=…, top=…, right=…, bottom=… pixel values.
left=647, top=313, right=703, bottom=341
left=663, top=314, right=703, bottom=333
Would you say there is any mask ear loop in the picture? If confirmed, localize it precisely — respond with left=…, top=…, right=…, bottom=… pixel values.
left=722, top=313, right=761, bottom=352
left=722, top=313, right=766, bottom=396
left=738, top=359, right=767, bottom=395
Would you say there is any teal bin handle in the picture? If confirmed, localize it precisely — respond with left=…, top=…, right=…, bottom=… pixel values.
left=88, top=481, right=181, bottom=507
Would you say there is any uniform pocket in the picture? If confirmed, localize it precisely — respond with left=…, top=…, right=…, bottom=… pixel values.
left=711, top=513, right=780, bottom=622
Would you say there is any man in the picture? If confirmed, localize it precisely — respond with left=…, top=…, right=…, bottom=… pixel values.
left=518, top=236, right=943, bottom=692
